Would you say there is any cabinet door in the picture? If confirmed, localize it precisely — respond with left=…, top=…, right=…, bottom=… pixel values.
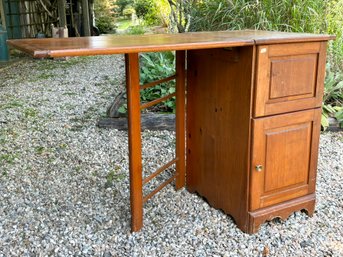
left=254, top=42, right=327, bottom=117
left=250, top=109, right=321, bottom=211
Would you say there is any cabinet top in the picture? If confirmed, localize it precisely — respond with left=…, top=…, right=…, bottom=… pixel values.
left=7, top=30, right=334, bottom=58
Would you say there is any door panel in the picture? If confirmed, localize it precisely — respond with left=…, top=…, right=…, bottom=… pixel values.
left=264, top=123, right=312, bottom=192
left=269, top=54, right=317, bottom=99
left=254, top=42, right=327, bottom=117
left=250, top=109, right=321, bottom=210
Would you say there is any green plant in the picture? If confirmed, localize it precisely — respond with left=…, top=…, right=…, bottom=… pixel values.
left=139, top=51, right=176, bottom=112
left=34, top=146, right=45, bottom=155
left=0, top=153, right=18, bottom=164
left=94, top=0, right=117, bottom=33
left=123, top=5, right=136, bottom=18
left=118, top=51, right=176, bottom=113
left=115, top=0, right=134, bottom=16
left=326, top=0, right=343, bottom=71
left=126, top=25, right=146, bottom=34
left=134, top=0, right=160, bottom=25
left=118, top=103, right=127, bottom=114
left=186, top=0, right=327, bottom=33
left=0, top=100, right=23, bottom=110
left=116, top=18, right=133, bottom=30
left=24, top=108, right=38, bottom=118
left=335, top=107, right=343, bottom=127
left=95, top=16, right=117, bottom=34
left=105, top=166, right=125, bottom=188
left=322, top=64, right=343, bottom=130
left=323, top=65, right=343, bottom=105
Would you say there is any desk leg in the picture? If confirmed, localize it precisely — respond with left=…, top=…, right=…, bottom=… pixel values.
left=175, top=50, right=186, bottom=189
left=125, top=53, right=143, bottom=232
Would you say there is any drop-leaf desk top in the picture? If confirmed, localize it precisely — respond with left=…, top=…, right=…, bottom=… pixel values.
left=7, top=30, right=334, bottom=58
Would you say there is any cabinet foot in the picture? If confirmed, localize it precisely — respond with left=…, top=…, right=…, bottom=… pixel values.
left=246, top=194, right=316, bottom=234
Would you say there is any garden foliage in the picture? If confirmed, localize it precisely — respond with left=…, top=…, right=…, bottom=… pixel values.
left=94, top=0, right=116, bottom=33
left=133, top=0, right=170, bottom=26
left=139, top=52, right=176, bottom=112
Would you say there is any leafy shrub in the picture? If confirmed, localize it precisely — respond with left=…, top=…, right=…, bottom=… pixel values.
left=117, top=51, right=175, bottom=114
left=94, top=0, right=116, bottom=34
left=326, top=0, right=343, bottom=71
left=123, top=5, right=136, bottom=19
left=187, top=0, right=326, bottom=33
left=155, top=1, right=171, bottom=27
left=114, top=0, right=134, bottom=16
left=95, top=16, right=117, bottom=34
left=134, top=0, right=160, bottom=25
left=322, top=64, right=343, bottom=129
left=139, top=51, right=176, bottom=112
left=126, top=25, right=146, bottom=35
left=323, top=64, right=343, bottom=107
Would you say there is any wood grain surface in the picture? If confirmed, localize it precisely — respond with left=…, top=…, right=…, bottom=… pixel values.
left=186, top=46, right=255, bottom=231
left=253, top=41, right=328, bottom=117
left=7, top=30, right=334, bottom=58
left=125, top=53, right=143, bottom=232
left=250, top=108, right=321, bottom=211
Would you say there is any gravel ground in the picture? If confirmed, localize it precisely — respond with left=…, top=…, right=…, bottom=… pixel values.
left=0, top=56, right=342, bottom=257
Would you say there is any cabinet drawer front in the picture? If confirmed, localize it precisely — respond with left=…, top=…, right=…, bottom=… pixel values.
left=254, top=42, right=327, bottom=117
left=249, top=109, right=321, bottom=211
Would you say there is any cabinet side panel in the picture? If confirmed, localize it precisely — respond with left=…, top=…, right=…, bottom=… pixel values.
left=186, top=47, right=254, bottom=229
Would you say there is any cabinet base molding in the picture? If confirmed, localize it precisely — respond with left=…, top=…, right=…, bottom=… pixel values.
left=245, top=194, right=315, bottom=234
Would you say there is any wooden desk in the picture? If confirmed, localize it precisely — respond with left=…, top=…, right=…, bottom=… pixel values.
left=8, top=30, right=335, bottom=234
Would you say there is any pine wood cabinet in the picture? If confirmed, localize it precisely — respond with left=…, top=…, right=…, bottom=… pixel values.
left=187, top=41, right=327, bottom=233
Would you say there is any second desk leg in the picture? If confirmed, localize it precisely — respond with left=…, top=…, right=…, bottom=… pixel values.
left=175, top=50, right=186, bottom=189
left=125, top=53, right=143, bottom=232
